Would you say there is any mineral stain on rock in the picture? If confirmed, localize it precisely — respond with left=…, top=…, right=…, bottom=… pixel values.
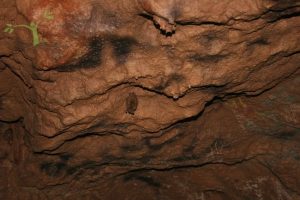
left=55, top=37, right=105, bottom=72
left=109, top=36, right=137, bottom=65
left=55, top=35, right=137, bottom=72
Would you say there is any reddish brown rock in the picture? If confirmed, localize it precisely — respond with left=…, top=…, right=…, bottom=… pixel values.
left=0, top=0, right=299, bottom=199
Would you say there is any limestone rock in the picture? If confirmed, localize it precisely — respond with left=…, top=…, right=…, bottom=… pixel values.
left=0, top=0, right=299, bottom=199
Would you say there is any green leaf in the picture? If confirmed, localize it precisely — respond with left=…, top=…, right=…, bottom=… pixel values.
left=8, top=28, right=14, bottom=34
left=3, top=27, right=10, bottom=32
left=43, top=10, right=54, bottom=20
left=3, top=27, right=14, bottom=34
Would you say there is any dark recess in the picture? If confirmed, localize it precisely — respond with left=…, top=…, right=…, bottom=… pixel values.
left=123, top=173, right=161, bottom=188
left=154, top=73, right=185, bottom=92
left=40, top=162, right=67, bottom=177
left=188, top=54, right=227, bottom=63
left=248, top=38, right=270, bottom=46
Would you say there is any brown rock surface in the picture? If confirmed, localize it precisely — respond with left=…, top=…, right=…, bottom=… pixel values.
left=0, top=0, right=299, bottom=199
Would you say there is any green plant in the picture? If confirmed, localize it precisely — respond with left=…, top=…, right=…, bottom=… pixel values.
left=3, top=9, right=54, bottom=46
left=4, top=22, right=39, bottom=46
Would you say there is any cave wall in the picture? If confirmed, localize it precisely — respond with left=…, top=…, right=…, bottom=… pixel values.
left=0, top=0, right=299, bottom=199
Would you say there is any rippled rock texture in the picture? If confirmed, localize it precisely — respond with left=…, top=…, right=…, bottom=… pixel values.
left=0, top=0, right=300, bottom=199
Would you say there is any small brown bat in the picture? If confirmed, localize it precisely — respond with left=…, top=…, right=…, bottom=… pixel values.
left=126, top=92, right=138, bottom=115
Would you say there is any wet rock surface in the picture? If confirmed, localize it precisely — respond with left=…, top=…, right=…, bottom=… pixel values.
left=0, top=0, right=299, bottom=199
